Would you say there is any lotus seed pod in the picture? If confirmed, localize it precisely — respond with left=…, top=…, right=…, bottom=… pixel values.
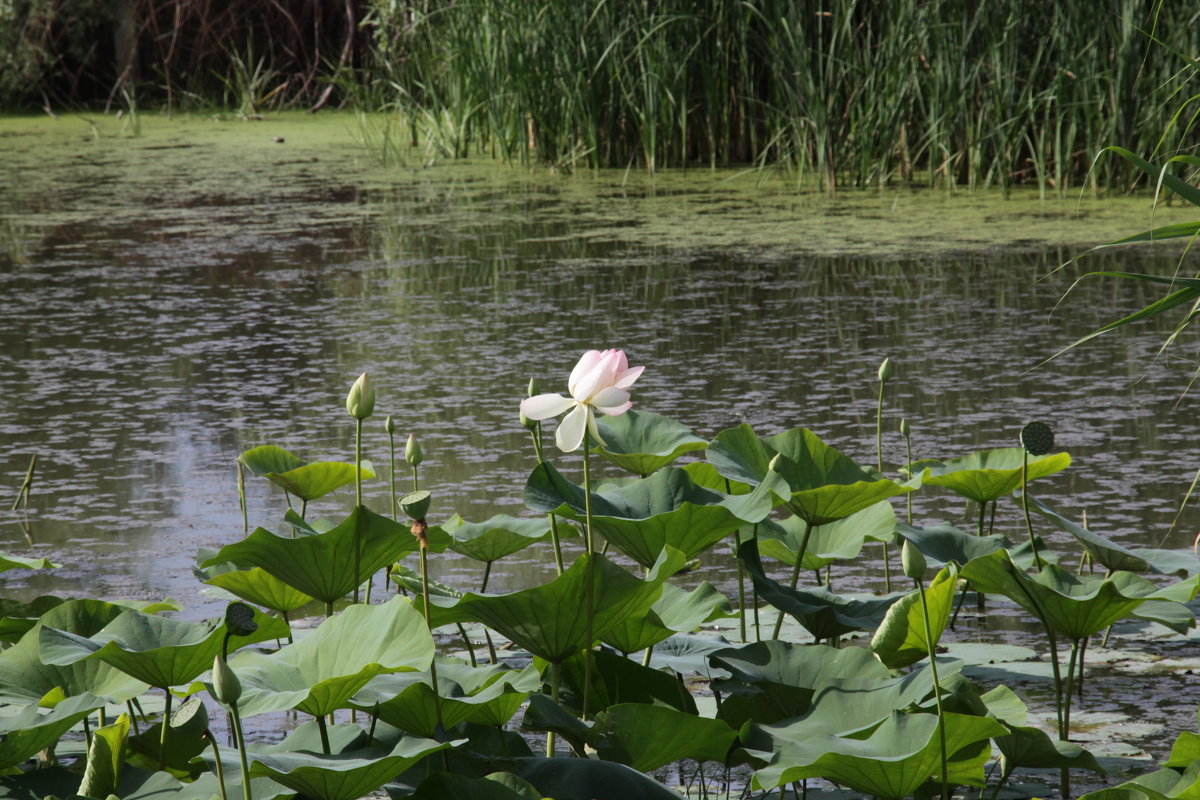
left=224, top=602, right=258, bottom=638
left=385, top=415, right=395, bottom=435
left=212, top=655, right=242, bottom=706
left=405, top=433, right=424, bottom=466
left=400, top=490, right=431, bottom=520
left=346, top=372, right=376, bottom=420
left=901, top=539, right=927, bottom=580
left=1019, top=421, right=1054, bottom=456
left=899, top=419, right=910, bottom=437
left=878, top=357, right=894, bottom=382
left=170, top=695, right=209, bottom=736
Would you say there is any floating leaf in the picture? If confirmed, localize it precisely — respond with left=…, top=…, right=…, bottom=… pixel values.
left=909, top=447, right=1070, bottom=504
left=0, top=553, right=59, bottom=573
left=525, top=463, right=774, bottom=567
left=593, top=409, right=708, bottom=475
left=444, top=514, right=551, bottom=564
left=871, top=564, right=958, bottom=669
left=228, top=596, right=434, bottom=718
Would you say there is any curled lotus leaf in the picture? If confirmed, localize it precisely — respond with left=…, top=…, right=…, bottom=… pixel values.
left=759, top=500, right=896, bottom=570
left=238, top=444, right=375, bottom=501
left=602, top=581, right=732, bottom=655
left=870, top=565, right=958, bottom=669
left=906, top=447, right=1070, bottom=504
left=444, top=514, right=552, bottom=564
left=0, top=553, right=60, bottom=573
left=593, top=409, right=708, bottom=475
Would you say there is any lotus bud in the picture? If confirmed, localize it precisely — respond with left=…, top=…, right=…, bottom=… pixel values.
left=899, top=419, right=909, bottom=437
left=878, top=357, right=894, bottom=383
left=346, top=372, right=376, bottom=420
left=768, top=454, right=783, bottom=472
left=400, top=490, right=431, bottom=521
left=385, top=415, right=395, bottom=435
left=224, top=601, right=258, bottom=637
left=212, top=655, right=242, bottom=706
left=405, top=433, right=424, bottom=466
left=1020, top=421, right=1054, bottom=456
left=170, top=695, right=210, bottom=737
left=527, top=377, right=540, bottom=398
left=901, top=539, right=927, bottom=580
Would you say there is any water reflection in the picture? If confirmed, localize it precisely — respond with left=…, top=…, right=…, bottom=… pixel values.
left=0, top=116, right=1196, bottom=625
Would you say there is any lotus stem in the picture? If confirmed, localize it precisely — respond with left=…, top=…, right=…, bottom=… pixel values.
left=727, top=479, right=747, bottom=643
left=229, top=702, right=252, bottom=800
left=126, top=700, right=140, bottom=735
left=546, top=661, right=561, bottom=757
left=316, top=714, right=331, bottom=755
left=1021, top=453, right=1042, bottom=566
left=529, top=425, right=566, bottom=574
left=411, top=464, right=419, bottom=493
left=236, top=460, right=247, bottom=534
left=11, top=453, right=35, bottom=511
left=388, top=426, right=397, bottom=520
left=915, top=576, right=949, bottom=800
left=901, top=421, right=914, bottom=524
left=456, top=622, right=477, bottom=667
left=203, top=731, right=230, bottom=800
left=876, top=373, right=892, bottom=592
left=418, top=541, right=446, bottom=733
left=480, top=563, right=499, bottom=664
left=772, top=518, right=812, bottom=640
left=353, top=418, right=364, bottom=604
left=159, top=691, right=173, bottom=769
left=581, top=429, right=597, bottom=721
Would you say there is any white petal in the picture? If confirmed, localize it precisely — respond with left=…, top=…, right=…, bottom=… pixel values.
left=573, top=350, right=621, bottom=402
left=568, top=350, right=603, bottom=395
left=595, top=399, right=633, bottom=417
left=555, top=404, right=589, bottom=452
left=590, top=386, right=630, bottom=410
left=520, top=393, right=576, bottom=420
left=586, top=406, right=607, bottom=447
left=614, top=364, right=644, bottom=389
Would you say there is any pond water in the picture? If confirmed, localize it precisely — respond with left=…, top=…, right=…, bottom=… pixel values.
left=2, top=113, right=1200, bottom=773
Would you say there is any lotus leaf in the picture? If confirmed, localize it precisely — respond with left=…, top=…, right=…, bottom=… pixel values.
left=239, top=444, right=374, bottom=501
left=521, top=693, right=597, bottom=755
left=683, top=462, right=751, bottom=494
left=592, top=409, right=707, bottom=475
left=895, top=522, right=1010, bottom=567
left=408, top=772, right=542, bottom=800
left=510, top=755, right=689, bottom=800
left=976, top=685, right=1105, bottom=776
left=759, top=500, right=897, bottom=570
left=960, top=550, right=1164, bottom=640
left=751, top=710, right=1006, bottom=796
left=434, top=547, right=684, bottom=664
left=38, top=604, right=287, bottom=690
left=247, top=735, right=457, bottom=800
left=1076, top=764, right=1200, bottom=800
left=525, top=463, right=774, bottom=567
left=239, top=445, right=307, bottom=475
left=78, top=713, right=129, bottom=800
left=0, top=596, right=180, bottom=646
left=593, top=703, right=738, bottom=771
left=602, top=581, right=731, bottom=655
left=648, top=633, right=737, bottom=679
left=557, top=648, right=698, bottom=714
left=708, top=425, right=912, bottom=525
left=871, top=564, right=958, bottom=669
left=202, top=505, right=436, bottom=605
left=202, top=566, right=315, bottom=615
left=444, top=514, right=551, bottom=564
left=0, top=692, right=104, bottom=769
left=740, top=538, right=901, bottom=640
left=351, top=661, right=539, bottom=736
left=0, top=553, right=59, bottom=572
left=909, top=447, right=1070, bottom=504
left=227, top=595, right=434, bottom=717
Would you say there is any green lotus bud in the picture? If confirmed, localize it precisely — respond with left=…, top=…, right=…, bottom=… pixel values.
left=878, top=357, right=894, bottom=383
left=400, top=490, right=431, bottom=520
left=385, top=415, right=395, bottom=435
left=346, top=372, right=376, bottom=420
left=170, top=695, right=210, bottom=736
left=768, top=453, right=783, bottom=472
left=212, top=655, right=241, bottom=706
left=899, top=419, right=910, bottom=436
left=224, top=601, right=258, bottom=638
left=519, top=408, right=539, bottom=431
left=901, top=539, right=927, bottom=580
left=527, top=377, right=540, bottom=398
left=1020, top=421, right=1054, bottom=456
left=405, top=433, right=424, bottom=466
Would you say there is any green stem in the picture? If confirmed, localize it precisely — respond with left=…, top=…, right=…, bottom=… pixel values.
left=388, top=428, right=397, bottom=520
left=354, top=418, right=364, bottom=604
left=1022, top=453, right=1042, bottom=565
left=546, top=661, right=561, bottom=757
left=772, top=518, right=812, bottom=639
left=230, top=703, right=252, bottom=800
left=412, top=465, right=419, bottom=493
left=159, top=691, right=172, bottom=769
left=916, top=579, right=949, bottom=800
left=582, top=428, right=596, bottom=721
left=316, top=714, right=331, bottom=754
left=531, top=426, right=565, bottom=574
left=204, top=731, right=230, bottom=800
left=456, top=622, right=477, bottom=667
left=877, top=380, right=891, bottom=592
left=903, top=427, right=913, bottom=524
left=419, top=545, right=446, bottom=732
left=236, top=461, right=247, bottom=534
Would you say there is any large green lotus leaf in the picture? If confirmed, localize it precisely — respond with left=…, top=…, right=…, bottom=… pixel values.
left=710, top=640, right=891, bottom=728
left=871, top=565, right=958, bottom=669
left=977, top=685, right=1105, bottom=775
left=1077, top=765, right=1200, bottom=800
left=408, top=772, right=541, bottom=800
left=0, top=596, right=180, bottom=646
left=525, top=463, right=775, bottom=567
left=447, top=547, right=685, bottom=664
left=0, top=553, right=59, bottom=573
left=894, top=522, right=1010, bottom=567
left=247, top=735, right=456, bottom=800
left=0, top=599, right=150, bottom=704
left=961, top=550, right=1160, bottom=640
left=759, top=501, right=896, bottom=569
left=510, top=756, right=688, bottom=800
left=351, top=661, right=539, bottom=736
left=593, top=409, right=708, bottom=475
left=266, top=461, right=376, bottom=502
left=740, top=538, right=901, bottom=640
left=38, top=604, right=287, bottom=690
left=0, top=692, right=104, bottom=769
left=202, top=505, right=423, bottom=604
left=1131, top=599, right=1196, bottom=635
left=593, top=704, right=737, bottom=772
left=78, top=712, right=129, bottom=800
left=239, top=444, right=307, bottom=475
left=683, top=462, right=752, bottom=494
left=444, top=514, right=551, bottom=563
left=556, top=648, right=698, bottom=715
left=203, top=566, right=315, bottom=614
left=752, top=710, right=1005, bottom=796
left=229, top=595, right=434, bottom=718
left=602, top=581, right=732, bottom=655
left=911, top=448, right=1070, bottom=504
left=648, top=633, right=738, bottom=680
left=708, top=425, right=912, bottom=525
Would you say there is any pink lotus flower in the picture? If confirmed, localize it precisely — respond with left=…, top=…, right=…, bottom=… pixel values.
left=520, top=349, right=645, bottom=452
